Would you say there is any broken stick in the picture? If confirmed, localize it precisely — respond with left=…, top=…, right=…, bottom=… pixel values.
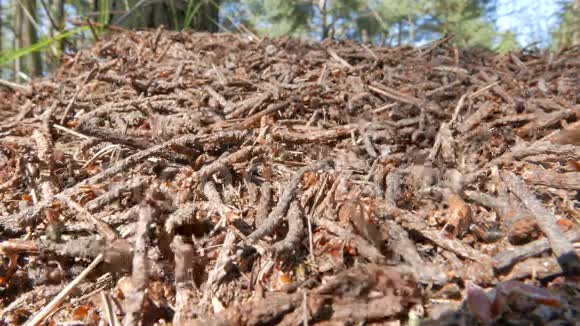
left=171, top=235, right=198, bottom=324
left=23, top=254, right=104, bottom=326
left=493, top=228, right=580, bottom=271
left=521, top=169, right=580, bottom=190
left=247, top=159, right=333, bottom=242
left=123, top=202, right=155, bottom=326
left=271, top=201, right=304, bottom=254
left=0, top=130, right=248, bottom=232
left=502, top=171, right=580, bottom=275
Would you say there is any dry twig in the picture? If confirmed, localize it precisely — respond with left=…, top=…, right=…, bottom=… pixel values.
left=502, top=172, right=580, bottom=275
left=247, top=160, right=333, bottom=242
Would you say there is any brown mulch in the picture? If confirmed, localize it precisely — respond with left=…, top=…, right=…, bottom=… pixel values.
left=0, top=28, right=579, bottom=325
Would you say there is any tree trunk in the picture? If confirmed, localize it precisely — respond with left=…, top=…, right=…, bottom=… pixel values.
left=15, top=0, right=24, bottom=81
left=319, top=0, right=328, bottom=40
left=109, top=0, right=219, bottom=31
left=194, top=0, right=219, bottom=32
left=407, top=14, right=414, bottom=45
left=93, top=0, right=99, bottom=19
left=57, top=0, right=66, bottom=48
left=23, top=0, right=43, bottom=76
left=573, top=0, right=580, bottom=46
left=397, top=20, right=402, bottom=46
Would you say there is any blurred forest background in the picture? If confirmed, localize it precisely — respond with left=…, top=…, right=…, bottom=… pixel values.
left=0, top=0, right=579, bottom=81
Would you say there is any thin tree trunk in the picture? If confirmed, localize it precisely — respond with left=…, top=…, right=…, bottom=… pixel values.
left=397, top=20, right=402, bottom=46
left=15, top=1, right=24, bottom=81
left=319, top=0, right=328, bottom=40
left=407, top=14, right=414, bottom=45
left=194, top=0, right=219, bottom=32
left=573, top=0, right=580, bottom=46
left=111, top=0, right=219, bottom=31
left=24, top=0, right=43, bottom=76
left=361, top=29, right=368, bottom=44
left=57, top=0, right=65, bottom=54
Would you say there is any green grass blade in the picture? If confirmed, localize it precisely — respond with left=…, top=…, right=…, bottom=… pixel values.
left=0, top=26, right=90, bottom=66
left=98, top=0, right=110, bottom=33
left=167, top=0, right=179, bottom=29
left=184, top=0, right=203, bottom=29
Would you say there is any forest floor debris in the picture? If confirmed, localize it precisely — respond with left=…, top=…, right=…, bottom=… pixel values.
left=0, top=28, right=579, bottom=325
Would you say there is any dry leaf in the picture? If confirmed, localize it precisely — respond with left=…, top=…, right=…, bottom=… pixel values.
left=71, top=305, right=90, bottom=320
left=442, top=194, right=472, bottom=238
left=272, top=271, right=292, bottom=290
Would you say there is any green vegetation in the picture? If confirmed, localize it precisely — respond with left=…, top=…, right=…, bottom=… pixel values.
left=551, top=0, right=580, bottom=49
left=0, top=26, right=88, bottom=66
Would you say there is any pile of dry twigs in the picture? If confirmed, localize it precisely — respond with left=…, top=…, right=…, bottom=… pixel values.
left=0, top=28, right=579, bottom=325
